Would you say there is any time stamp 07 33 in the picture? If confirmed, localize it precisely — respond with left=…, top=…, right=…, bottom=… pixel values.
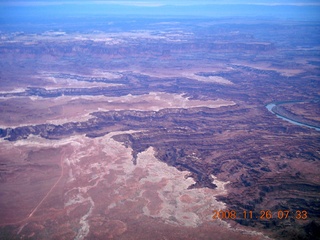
left=212, top=209, right=308, bottom=220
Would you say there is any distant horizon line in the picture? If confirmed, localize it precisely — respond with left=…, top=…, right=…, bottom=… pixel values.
left=1, top=1, right=320, bottom=7
left=1, top=2, right=320, bottom=21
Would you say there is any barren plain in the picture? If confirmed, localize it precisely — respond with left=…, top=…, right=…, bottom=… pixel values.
left=0, top=18, right=319, bottom=240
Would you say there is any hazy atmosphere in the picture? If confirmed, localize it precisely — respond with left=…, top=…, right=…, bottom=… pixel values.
left=0, top=0, right=319, bottom=240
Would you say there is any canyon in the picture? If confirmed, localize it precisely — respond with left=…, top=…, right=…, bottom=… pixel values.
left=0, top=17, right=319, bottom=240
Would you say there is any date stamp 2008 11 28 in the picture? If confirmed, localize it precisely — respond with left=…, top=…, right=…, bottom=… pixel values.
left=212, top=210, right=308, bottom=221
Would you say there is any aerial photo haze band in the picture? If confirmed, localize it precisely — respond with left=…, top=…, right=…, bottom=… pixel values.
left=0, top=0, right=319, bottom=239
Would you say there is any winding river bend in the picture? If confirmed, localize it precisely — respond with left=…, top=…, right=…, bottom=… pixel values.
left=266, top=101, right=320, bottom=131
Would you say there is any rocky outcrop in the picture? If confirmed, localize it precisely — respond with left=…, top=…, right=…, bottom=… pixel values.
left=0, top=18, right=319, bottom=240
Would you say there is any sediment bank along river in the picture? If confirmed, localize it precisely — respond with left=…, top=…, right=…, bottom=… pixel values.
left=266, top=101, right=320, bottom=131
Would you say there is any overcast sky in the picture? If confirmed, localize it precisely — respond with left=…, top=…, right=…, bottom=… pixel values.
left=1, top=0, right=319, bottom=21
left=1, top=0, right=320, bottom=6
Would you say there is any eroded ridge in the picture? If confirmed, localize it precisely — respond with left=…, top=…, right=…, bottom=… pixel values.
left=63, top=132, right=229, bottom=239
left=0, top=132, right=269, bottom=239
left=1, top=16, right=320, bottom=240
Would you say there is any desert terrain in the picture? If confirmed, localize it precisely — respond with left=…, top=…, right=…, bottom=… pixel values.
left=0, top=17, right=319, bottom=240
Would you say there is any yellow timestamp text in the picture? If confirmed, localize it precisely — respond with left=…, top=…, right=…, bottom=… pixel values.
left=212, top=210, right=308, bottom=220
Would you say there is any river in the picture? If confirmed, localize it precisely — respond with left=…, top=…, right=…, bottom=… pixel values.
left=266, top=102, right=320, bottom=131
